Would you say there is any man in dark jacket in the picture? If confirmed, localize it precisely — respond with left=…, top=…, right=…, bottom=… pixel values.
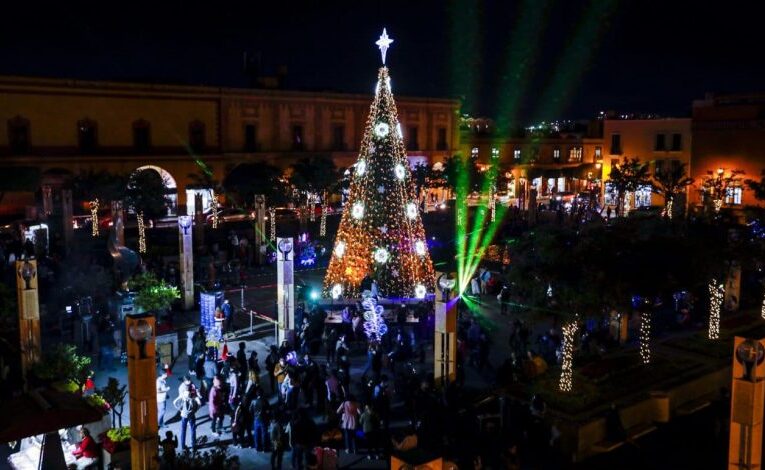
left=250, top=389, right=271, bottom=451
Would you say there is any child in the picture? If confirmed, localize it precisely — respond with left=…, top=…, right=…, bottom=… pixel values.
left=160, top=430, right=178, bottom=468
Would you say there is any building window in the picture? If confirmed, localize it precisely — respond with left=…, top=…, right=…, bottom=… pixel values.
left=569, top=147, right=582, bottom=162
left=514, top=148, right=521, bottom=160
left=7, top=116, right=30, bottom=154
left=292, top=124, right=304, bottom=150
left=244, top=124, right=257, bottom=152
left=133, top=120, right=151, bottom=153
left=726, top=187, right=742, bottom=205
left=78, top=119, right=98, bottom=153
left=332, top=125, right=346, bottom=150
left=610, top=134, right=621, bottom=154
left=189, top=120, right=206, bottom=153
left=553, top=148, right=561, bottom=162
left=436, top=127, right=448, bottom=150
left=671, top=133, right=682, bottom=151
left=595, top=146, right=602, bottom=159
left=407, top=126, right=419, bottom=151
left=655, top=134, right=666, bottom=151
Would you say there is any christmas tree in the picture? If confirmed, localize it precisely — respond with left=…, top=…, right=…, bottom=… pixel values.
left=323, top=29, right=435, bottom=299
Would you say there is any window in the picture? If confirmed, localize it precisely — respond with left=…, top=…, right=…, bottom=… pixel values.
left=244, top=124, right=257, bottom=152
left=569, top=147, right=582, bottom=162
left=7, top=116, right=30, bottom=154
left=655, top=134, right=666, bottom=151
left=671, top=133, right=682, bottom=151
left=514, top=148, right=521, bottom=160
left=332, top=125, right=346, bottom=150
left=189, top=120, right=206, bottom=153
left=78, top=119, right=97, bottom=153
left=407, top=126, right=419, bottom=151
left=133, top=120, right=151, bottom=153
left=635, top=185, right=652, bottom=208
left=436, top=127, right=448, bottom=150
left=610, top=134, right=622, bottom=154
left=726, top=187, right=742, bottom=205
left=553, top=148, right=561, bottom=161
left=292, top=124, right=304, bottom=150
left=595, top=146, right=602, bottom=159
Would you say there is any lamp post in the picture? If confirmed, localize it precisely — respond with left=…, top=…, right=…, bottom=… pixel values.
left=126, top=313, right=159, bottom=470
left=276, top=237, right=295, bottom=344
left=178, top=215, right=194, bottom=310
left=434, top=273, right=456, bottom=386
left=16, top=259, right=40, bottom=389
left=729, top=337, right=765, bottom=469
left=254, top=195, right=266, bottom=265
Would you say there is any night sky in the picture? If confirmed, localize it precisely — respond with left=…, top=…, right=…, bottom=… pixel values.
left=1, top=1, right=763, bottom=122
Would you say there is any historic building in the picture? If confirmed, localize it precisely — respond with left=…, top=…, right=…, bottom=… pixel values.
left=0, top=75, right=459, bottom=215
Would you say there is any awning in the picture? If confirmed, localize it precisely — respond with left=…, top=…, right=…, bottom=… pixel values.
left=0, top=388, right=105, bottom=442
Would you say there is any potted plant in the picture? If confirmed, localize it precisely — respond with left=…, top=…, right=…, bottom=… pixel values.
left=101, top=426, right=131, bottom=468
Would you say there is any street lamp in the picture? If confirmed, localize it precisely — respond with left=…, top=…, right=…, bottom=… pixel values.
left=128, top=318, right=153, bottom=359
left=18, top=259, right=36, bottom=290
left=125, top=313, right=159, bottom=469
left=717, top=167, right=725, bottom=176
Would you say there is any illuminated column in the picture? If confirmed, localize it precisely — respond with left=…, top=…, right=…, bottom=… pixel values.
left=126, top=314, right=159, bottom=470
left=434, top=275, right=457, bottom=386
left=16, top=259, right=40, bottom=388
left=178, top=216, right=194, bottom=310
left=61, top=189, right=73, bottom=257
left=729, top=337, right=765, bottom=470
left=276, top=237, right=295, bottom=344
left=254, top=195, right=266, bottom=265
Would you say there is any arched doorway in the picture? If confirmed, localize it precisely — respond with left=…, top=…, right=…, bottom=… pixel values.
left=134, top=165, right=178, bottom=215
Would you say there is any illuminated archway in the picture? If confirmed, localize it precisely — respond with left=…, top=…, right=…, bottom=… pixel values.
left=134, top=165, right=178, bottom=215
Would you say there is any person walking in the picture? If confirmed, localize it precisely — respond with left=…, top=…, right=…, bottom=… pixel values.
left=156, top=369, right=171, bottom=428
left=359, top=404, right=381, bottom=459
left=173, top=390, right=200, bottom=451
left=269, top=417, right=285, bottom=470
left=237, top=342, right=249, bottom=380
left=209, top=376, right=226, bottom=436
left=337, top=395, right=361, bottom=454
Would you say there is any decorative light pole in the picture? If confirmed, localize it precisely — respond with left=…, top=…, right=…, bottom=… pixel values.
left=178, top=215, right=194, bottom=310
left=276, top=237, right=295, bottom=344
left=16, top=259, right=40, bottom=389
left=125, top=313, right=159, bottom=470
left=254, top=195, right=266, bottom=265
left=434, top=273, right=457, bottom=386
left=729, top=337, right=765, bottom=469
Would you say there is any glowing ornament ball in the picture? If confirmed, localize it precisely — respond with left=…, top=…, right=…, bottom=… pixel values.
left=374, top=122, right=390, bottom=138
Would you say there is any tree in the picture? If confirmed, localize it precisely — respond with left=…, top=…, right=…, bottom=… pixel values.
left=125, top=169, right=170, bottom=252
left=222, top=162, right=288, bottom=207
left=0, top=166, right=40, bottom=205
left=323, top=66, right=435, bottom=298
left=651, top=162, right=694, bottom=219
left=745, top=169, right=765, bottom=201
left=701, top=168, right=744, bottom=214
left=128, top=272, right=180, bottom=312
left=31, top=344, right=92, bottom=391
left=608, top=157, right=650, bottom=216
left=99, top=377, right=128, bottom=427
left=71, top=169, right=127, bottom=206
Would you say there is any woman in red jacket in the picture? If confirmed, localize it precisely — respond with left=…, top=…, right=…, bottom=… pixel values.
left=72, top=427, right=98, bottom=469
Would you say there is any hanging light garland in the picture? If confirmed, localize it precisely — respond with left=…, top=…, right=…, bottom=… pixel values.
left=320, top=204, right=328, bottom=237
left=665, top=197, right=674, bottom=220
left=640, top=311, right=652, bottom=364
left=211, top=189, right=219, bottom=229
left=761, top=290, right=765, bottom=320
left=490, top=186, right=496, bottom=222
left=708, top=279, right=724, bottom=339
left=362, top=295, right=388, bottom=342
left=309, top=193, right=316, bottom=222
left=270, top=207, right=276, bottom=241
left=558, top=319, right=578, bottom=392
left=90, top=199, right=100, bottom=237
left=137, top=211, right=147, bottom=253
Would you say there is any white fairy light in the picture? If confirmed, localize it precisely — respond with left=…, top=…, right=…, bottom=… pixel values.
left=211, top=189, right=219, bottom=229
left=708, top=279, right=724, bottom=340
left=90, top=199, right=100, bottom=237
left=396, top=123, right=403, bottom=138
left=394, top=164, right=406, bottom=180
left=375, top=28, right=394, bottom=65
left=761, top=291, right=765, bottom=319
left=640, top=311, right=652, bottom=364
left=374, top=122, right=390, bottom=138
left=356, top=160, right=367, bottom=176
left=320, top=204, right=328, bottom=236
left=405, top=202, right=418, bottom=219
left=414, top=240, right=426, bottom=256
left=414, top=284, right=427, bottom=299
left=559, top=319, right=578, bottom=392
left=351, top=202, right=365, bottom=220
left=270, top=207, right=276, bottom=241
left=137, top=211, right=147, bottom=253
left=374, top=247, right=389, bottom=264
left=331, top=283, right=343, bottom=299
left=334, top=241, right=346, bottom=258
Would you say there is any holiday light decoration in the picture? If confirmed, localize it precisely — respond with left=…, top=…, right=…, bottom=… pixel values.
left=414, top=284, right=427, bottom=299
left=490, top=186, right=496, bottom=222
left=559, top=319, right=578, bottom=392
left=761, top=291, right=765, bottom=320
left=320, top=204, right=328, bottom=236
left=665, top=197, right=674, bottom=220
left=211, top=189, right=219, bottom=229
left=334, top=241, right=346, bottom=258
left=90, top=199, right=100, bottom=236
left=708, top=279, right=724, bottom=339
left=362, top=295, right=388, bottom=341
left=331, top=283, right=343, bottom=299
left=137, top=211, right=147, bottom=253
left=309, top=194, right=316, bottom=222
left=323, top=31, right=434, bottom=298
left=374, top=247, right=390, bottom=264
left=270, top=207, right=276, bottom=241
left=640, top=311, right=652, bottom=364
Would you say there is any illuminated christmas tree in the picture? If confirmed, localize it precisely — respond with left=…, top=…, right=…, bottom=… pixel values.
left=323, top=29, right=435, bottom=299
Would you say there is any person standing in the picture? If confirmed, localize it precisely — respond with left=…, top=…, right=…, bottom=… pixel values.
left=359, top=404, right=381, bottom=460
left=209, top=376, right=226, bottom=436
left=250, top=388, right=271, bottom=452
left=337, top=395, right=361, bottom=454
left=156, top=370, right=171, bottom=428
left=173, top=390, right=200, bottom=451
left=237, top=342, right=249, bottom=381
left=265, top=346, right=280, bottom=394
left=269, top=417, right=285, bottom=470
left=222, top=300, right=233, bottom=336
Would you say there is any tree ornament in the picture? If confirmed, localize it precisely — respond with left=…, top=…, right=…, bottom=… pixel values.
left=331, top=284, right=343, bottom=299
left=374, top=122, right=390, bottom=138
left=377, top=185, right=386, bottom=194
left=352, top=202, right=365, bottom=219
left=356, top=160, right=367, bottom=175
left=361, top=295, right=388, bottom=341
left=405, top=203, right=418, bottom=219
left=374, top=248, right=389, bottom=264
left=414, top=284, right=427, bottom=299
left=415, top=240, right=426, bottom=256
left=334, top=241, right=346, bottom=258
left=394, top=164, right=406, bottom=180
left=379, top=225, right=388, bottom=234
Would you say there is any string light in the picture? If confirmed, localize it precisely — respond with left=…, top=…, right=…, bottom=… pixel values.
left=713, top=199, right=723, bottom=213
left=362, top=296, right=388, bottom=341
left=761, top=291, right=765, bottom=319
left=270, top=207, right=276, bottom=241
left=334, top=241, right=346, bottom=258
left=394, top=164, right=406, bottom=180
left=665, top=197, right=674, bottom=220
left=490, top=186, right=496, bottom=222
left=640, top=311, right=652, bottom=364
left=322, top=65, right=434, bottom=298
left=211, top=189, right=219, bottom=229
left=708, top=279, right=724, bottom=340
left=137, top=211, right=147, bottom=253
left=559, top=319, right=578, bottom=392
left=90, top=199, right=100, bottom=237
left=309, top=193, right=316, bottom=222
left=320, top=204, right=328, bottom=236
left=374, top=247, right=389, bottom=264
left=414, top=284, right=427, bottom=299
left=331, top=283, right=343, bottom=299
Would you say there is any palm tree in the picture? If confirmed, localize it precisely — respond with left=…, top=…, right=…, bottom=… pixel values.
left=651, top=162, right=694, bottom=219
left=701, top=168, right=744, bottom=214
left=608, top=157, right=651, bottom=216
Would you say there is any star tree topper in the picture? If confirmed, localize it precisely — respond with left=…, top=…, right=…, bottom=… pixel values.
left=375, top=28, right=394, bottom=65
